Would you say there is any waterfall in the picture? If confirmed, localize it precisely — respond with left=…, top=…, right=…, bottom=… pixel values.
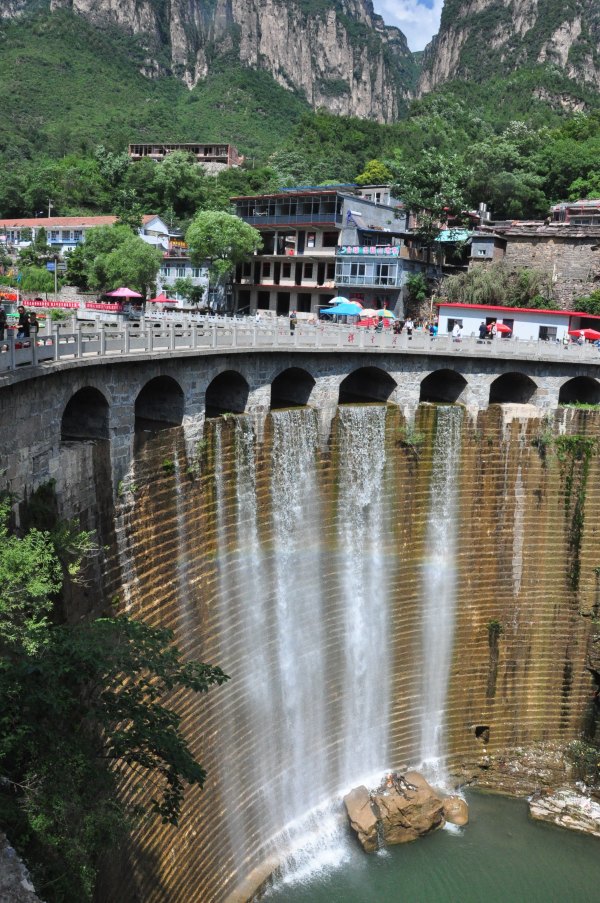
left=336, top=406, right=391, bottom=789
left=270, top=408, right=326, bottom=823
left=419, top=405, right=463, bottom=779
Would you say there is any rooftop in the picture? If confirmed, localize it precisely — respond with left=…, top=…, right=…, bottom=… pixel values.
left=437, top=301, right=600, bottom=320
left=0, top=215, right=159, bottom=229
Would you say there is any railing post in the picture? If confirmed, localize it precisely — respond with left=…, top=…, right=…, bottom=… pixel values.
left=191, top=324, right=197, bottom=350
left=53, top=327, right=60, bottom=362
left=124, top=323, right=130, bottom=355
left=31, top=333, right=39, bottom=366
left=148, top=325, right=154, bottom=353
left=169, top=322, right=175, bottom=351
left=76, top=324, right=82, bottom=359
left=212, top=325, right=217, bottom=348
left=100, top=324, right=106, bottom=357
left=8, top=332, right=15, bottom=370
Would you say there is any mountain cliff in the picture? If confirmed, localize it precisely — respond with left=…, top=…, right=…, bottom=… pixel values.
left=420, top=0, right=600, bottom=96
left=28, top=0, right=417, bottom=122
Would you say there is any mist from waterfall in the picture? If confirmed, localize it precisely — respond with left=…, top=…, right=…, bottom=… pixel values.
left=211, top=405, right=394, bottom=883
left=336, top=406, right=392, bottom=789
left=419, top=405, right=463, bottom=780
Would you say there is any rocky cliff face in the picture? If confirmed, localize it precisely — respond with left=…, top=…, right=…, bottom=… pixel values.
left=419, top=0, right=600, bottom=94
left=40, top=0, right=416, bottom=121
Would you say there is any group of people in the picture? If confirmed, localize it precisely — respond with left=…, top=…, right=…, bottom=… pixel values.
left=0, top=305, right=41, bottom=343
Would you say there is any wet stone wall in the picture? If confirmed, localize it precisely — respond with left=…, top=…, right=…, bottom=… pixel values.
left=99, top=405, right=599, bottom=903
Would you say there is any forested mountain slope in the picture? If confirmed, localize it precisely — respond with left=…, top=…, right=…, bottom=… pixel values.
left=7, top=0, right=418, bottom=122
left=420, top=0, right=600, bottom=101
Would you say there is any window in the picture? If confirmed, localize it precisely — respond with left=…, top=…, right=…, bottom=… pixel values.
left=307, top=232, right=316, bottom=248
left=242, top=262, right=252, bottom=277
left=447, top=318, right=463, bottom=333
left=326, top=263, right=335, bottom=280
left=177, top=267, right=186, bottom=277
left=539, top=326, right=557, bottom=341
left=262, top=262, right=271, bottom=277
left=322, top=232, right=338, bottom=248
left=50, top=230, right=60, bottom=242
left=192, top=268, right=202, bottom=277
left=304, top=263, right=313, bottom=279
left=73, top=230, right=83, bottom=242
left=282, top=263, right=292, bottom=279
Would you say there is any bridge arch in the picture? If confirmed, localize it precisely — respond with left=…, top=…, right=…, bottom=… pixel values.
left=338, top=366, right=397, bottom=404
left=489, top=372, right=537, bottom=404
left=420, top=369, right=468, bottom=404
left=61, top=386, right=110, bottom=441
left=270, top=367, right=316, bottom=409
left=205, top=370, right=249, bottom=417
left=135, top=376, right=184, bottom=427
left=559, top=376, right=600, bottom=405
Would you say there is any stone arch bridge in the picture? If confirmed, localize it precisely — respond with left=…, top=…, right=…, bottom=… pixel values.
left=2, top=319, right=600, bottom=498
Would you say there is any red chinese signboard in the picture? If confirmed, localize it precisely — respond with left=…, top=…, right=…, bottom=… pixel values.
left=85, top=302, right=124, bottom=312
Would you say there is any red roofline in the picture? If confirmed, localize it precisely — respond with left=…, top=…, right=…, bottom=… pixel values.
left=436, top=301, right=600, bottom=321
left=0, top=214, right=160, bottom=229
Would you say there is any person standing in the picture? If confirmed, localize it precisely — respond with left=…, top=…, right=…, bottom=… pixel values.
left=479, top=321, right=487, bottom=340
left=405, top=316, right=414, bottom=338
left=452, top=321, right=462, bottom=342
left=289, top=310, right=297, bottom=334
left=17, top=306, right=30, bottom=338
left=29, top=312, right=40, bottom=336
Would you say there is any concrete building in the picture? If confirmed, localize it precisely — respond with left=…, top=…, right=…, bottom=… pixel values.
left=437, top=301, right=600, bottom=341
left=0, top=214, right=170, bottom=256
left=128, top=142, right=243, bottom=172
left=232, top=185, right=408, bottom=317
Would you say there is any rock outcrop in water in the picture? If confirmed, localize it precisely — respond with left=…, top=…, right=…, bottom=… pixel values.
left=529, top=789, right=600, bottom=837
left=344, top=771, right=468, bottom=851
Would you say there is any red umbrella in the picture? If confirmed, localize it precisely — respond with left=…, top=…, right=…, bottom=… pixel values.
left=495, top=323, right=512, bottom=334
left=147, top=293, right=178, bottom=304
left=105, top=286, right=143, bottom=298
left=569, top=328, right=600, bottom=340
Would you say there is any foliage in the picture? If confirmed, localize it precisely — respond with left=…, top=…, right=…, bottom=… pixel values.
left=19, top=266, right=55, bottom=294
left=389, top=148, right=469, bottom=225
left=405, top=273, right=429, bottom=307
left=573, top=290, right=600, bottom=316
left=566, top=739, right=600, bottom=786
left=0, top=493, right=228, bottom=901
left=173, top=276, right=205, bottom=306
left=185, top=211, right=262, bottom=282
left=64, top=224, right=161, bottom=296
left=444, top=263, right=556, bottom=308
left=554, top=435, right=597, bottom=591
left=487, top=619, right=504, bottom=641
left=355, top=159, right=393, bottom=185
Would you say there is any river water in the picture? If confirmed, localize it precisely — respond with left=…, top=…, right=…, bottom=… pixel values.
left=262, top=791, right=600, bottom=903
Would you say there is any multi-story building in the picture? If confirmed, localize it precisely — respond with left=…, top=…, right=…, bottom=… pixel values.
left=0, top=215, right=170, bottom=256
left=128, top=143, right=243, bottom=172
left=231, top=185, right=408, bottom=316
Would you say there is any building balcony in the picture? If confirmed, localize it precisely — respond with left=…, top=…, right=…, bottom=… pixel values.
left=336, top=275, right=401, bottom=288
left=241, top=213, right=343, bottom=227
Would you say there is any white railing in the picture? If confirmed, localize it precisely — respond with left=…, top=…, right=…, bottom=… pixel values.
left=2, top=320, right=600, bottom=374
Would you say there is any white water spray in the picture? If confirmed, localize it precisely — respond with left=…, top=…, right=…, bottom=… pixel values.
left=419, top=406, right=463, bottom=781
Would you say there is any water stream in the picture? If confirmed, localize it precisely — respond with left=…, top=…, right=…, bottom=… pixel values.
left=419, top=405, right=463, bottom=780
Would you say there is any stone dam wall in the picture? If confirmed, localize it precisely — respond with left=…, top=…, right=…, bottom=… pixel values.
left=1, top=352, right=600, bottom=902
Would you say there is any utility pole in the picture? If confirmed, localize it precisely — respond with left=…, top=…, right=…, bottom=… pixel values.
left=48, top=199, right=53, bottom=218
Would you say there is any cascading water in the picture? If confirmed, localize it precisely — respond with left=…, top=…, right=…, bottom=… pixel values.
left=419, top=405, right=463, bottom=780
left=336, top=406, right=392, bottom=789
left=211, top=405, right=395, bottom=889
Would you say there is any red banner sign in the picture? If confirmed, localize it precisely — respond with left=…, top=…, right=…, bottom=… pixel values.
left=26, top=299, right=80, bottom=309
left=85, top=302, right=124, bottom=312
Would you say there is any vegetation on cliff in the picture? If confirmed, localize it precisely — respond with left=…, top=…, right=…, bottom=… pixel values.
left=0, top=490, right=228, bottom=902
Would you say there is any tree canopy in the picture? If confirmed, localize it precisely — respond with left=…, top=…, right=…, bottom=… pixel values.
left=186, top=211, right=262, bottom=282
left=0, top=491, right=228, bottom=901
left=65, top=224, right=162, bottom=296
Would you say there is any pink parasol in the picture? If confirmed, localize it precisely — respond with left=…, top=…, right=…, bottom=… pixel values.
left=105, top=286, right=143, bottom=299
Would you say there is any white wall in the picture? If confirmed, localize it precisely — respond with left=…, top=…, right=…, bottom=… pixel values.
left=438, top=306, right=570, bottom=341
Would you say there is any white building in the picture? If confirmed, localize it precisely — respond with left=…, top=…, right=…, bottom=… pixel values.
left=0, top=215, right=170, bottom=255
left=437, top=302, right=600, bottom=341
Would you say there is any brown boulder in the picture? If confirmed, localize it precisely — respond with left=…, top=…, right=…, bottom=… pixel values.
left=443, top=795, right=469, bottom=826
left=371, top=771, right=446, bottom=844
left=343, top=786, right=379, bottom=853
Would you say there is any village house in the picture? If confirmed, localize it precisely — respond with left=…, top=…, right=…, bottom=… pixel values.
left=0, top=215, right=171, bottom=257
left=437, top=301, right=600, bottom=341
left=231, top=185, right=411, bottom=317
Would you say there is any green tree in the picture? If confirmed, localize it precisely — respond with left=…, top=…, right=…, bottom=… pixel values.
left=405, top=273, right=429, bottom=309
left=104, top=233, right=162, bottom=298
left=63, top=225, right=161, bottom=297
left=355, top=159, right=393, bottom=185
left=0, top=494, right=228, bottom=901
left=186, top=211, right=262, bottom=284
left=20, top=266, right=55, bottom=294
left=173, top=276, right=205, bottom=306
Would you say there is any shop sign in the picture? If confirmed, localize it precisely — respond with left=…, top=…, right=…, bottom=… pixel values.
left=85, top=302, right=124, bottom=311
left=338, top=246, right=399, bottom=256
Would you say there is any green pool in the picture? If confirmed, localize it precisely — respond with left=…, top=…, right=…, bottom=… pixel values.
left=262, top=792, right=600, bottom=903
